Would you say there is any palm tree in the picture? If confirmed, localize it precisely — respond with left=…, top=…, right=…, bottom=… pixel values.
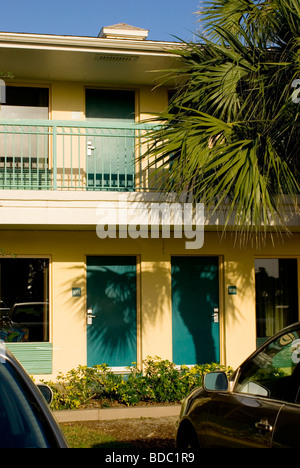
left=143, top=0, right=300, bottom=240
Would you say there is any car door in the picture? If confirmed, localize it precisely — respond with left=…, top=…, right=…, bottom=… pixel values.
left=205, top=392, right=283, bottom=448
left=271, top=402, right=300, bottom=448
left=205, top=325, right=300, bottom=448
left=271, top=364, right=300, bottom=448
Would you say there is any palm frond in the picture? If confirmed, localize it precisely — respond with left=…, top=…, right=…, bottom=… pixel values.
left=141, top=0, right=300, bottom=236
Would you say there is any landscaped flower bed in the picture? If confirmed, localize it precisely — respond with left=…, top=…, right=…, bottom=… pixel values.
left=42, top=356, right=233, bottom=410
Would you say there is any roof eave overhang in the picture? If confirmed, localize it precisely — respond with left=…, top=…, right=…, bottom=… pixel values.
left=0, top=32, right=184, bottom=85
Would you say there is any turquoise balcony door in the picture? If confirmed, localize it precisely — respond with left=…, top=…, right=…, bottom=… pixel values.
left=172, top=256, right=220, bottom=365
left=86, top=256, right=137, bottom=368
left=85, top=89, right=135, bottom=191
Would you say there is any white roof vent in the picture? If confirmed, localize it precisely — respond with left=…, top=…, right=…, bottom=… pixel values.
left=98, top=23, right=149, bottom=40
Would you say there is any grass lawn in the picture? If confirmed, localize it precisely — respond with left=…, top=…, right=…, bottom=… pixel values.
left=60, top=423, right=130, bottom=449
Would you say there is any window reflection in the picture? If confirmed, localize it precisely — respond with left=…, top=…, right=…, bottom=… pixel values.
left=236, top=328, right=300, bottom=403
left=0, top=259, right=49, bottom=343
left=255, top=259, right=298, bottom=344
left=0, top=361, right=51, bottom=448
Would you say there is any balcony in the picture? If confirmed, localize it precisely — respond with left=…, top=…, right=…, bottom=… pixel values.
left=0, top=119, right=160, bottom=192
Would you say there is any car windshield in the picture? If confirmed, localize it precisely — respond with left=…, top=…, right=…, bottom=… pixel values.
left=0, top=359, right=51, bottom=448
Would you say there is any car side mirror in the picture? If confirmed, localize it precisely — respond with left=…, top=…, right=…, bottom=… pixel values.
left=37, top=384, right=53, bottom=405
left=203, top=371, right=229, bottom=392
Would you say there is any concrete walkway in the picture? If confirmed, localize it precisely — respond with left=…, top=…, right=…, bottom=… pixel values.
left=54, top=405, right=181, bottom=423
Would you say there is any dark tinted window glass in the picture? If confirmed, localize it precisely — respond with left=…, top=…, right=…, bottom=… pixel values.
left=255, top=259, right=298, bottom=344
left=0, top=359, right=51, bottom=448
left=86, top=89, right=135, bottom=120
left=4, top=86, right=49, bottom=107
left=235, top=327, right=300, bottom=403
left=0, top=259, right=49, bottom=343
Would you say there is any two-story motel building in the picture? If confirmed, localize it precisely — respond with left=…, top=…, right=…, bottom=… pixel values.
left=0, top=24, right=299, bottom=380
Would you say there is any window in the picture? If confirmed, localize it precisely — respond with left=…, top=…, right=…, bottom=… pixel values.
left=85, top=88, right=135, bottom=121
left=235, top=326, right=300, bottom=403
left=0, top=361, right=53, bottom=448
left=0, top=86, right=50, bottom=189
left=255, top=259, right=299, bottom=345
left=0, top=86, right=49, bottom=117
left=0, top=259, right=49, bottom=343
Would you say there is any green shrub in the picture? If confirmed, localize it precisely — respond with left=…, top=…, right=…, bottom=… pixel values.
left=42, top=357, right=233, bottom=410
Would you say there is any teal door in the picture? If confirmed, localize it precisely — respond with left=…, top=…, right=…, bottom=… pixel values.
left=172, top=256, right=220, bottom=365
left=86, top=89, right=135, bottom=191
left=87, top=256, right=137, bottom=368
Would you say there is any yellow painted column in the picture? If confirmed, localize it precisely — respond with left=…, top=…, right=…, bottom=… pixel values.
left=140, top=241, right=172, bottom=364
left=223, top=249, right=256, bottom=369
left=51, top=254, right=86, bottom=377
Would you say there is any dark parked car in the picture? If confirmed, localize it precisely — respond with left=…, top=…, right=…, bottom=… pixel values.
left=0, top=342, right=68, bottom=448
left=176, top=322, right=300, bottom=448
left=0, top=302, right=48, bottom=342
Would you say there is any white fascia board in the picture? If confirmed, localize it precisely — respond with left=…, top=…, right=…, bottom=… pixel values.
left=0, top=31, right=181, bottom=57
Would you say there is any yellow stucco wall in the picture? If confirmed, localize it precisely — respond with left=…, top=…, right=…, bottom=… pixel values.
left=50, top=81, right=168, bottom=122
left=5, top=80, right=169, bottom=123
left=1, top=79, right=299, bottom=380
left=0, top=229, right=299, bottom=380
